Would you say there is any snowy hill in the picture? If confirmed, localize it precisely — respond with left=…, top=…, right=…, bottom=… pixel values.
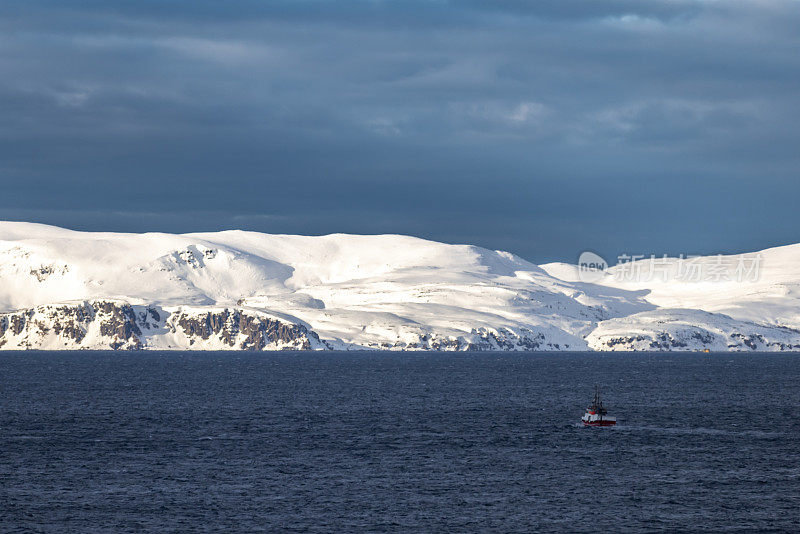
left=1, top=221, right=798, bottom=351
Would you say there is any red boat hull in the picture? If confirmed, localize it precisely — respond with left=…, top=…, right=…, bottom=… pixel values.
left=583, top=420, right=616, bottom=427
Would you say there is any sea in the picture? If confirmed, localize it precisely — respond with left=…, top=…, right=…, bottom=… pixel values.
left=1, top=351, right=799, bottom=533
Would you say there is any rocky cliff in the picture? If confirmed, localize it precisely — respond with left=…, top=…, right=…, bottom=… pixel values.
left=0, top=301, right=325, bottom=351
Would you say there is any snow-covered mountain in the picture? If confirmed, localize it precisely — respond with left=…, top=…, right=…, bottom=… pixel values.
left=1, top=221, right=798, bottom=351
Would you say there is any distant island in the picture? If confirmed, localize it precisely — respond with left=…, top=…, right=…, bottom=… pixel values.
left=1, top=221, right=798, bottom=351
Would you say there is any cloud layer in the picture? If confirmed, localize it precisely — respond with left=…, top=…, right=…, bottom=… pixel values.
left=1, top=0, right=799, bottom=262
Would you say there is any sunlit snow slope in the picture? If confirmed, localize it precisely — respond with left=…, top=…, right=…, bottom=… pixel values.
left=1, top=222, right=798, bottom=351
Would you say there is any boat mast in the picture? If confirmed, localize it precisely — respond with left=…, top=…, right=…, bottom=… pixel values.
left=593, top=385, right=606, bottom=415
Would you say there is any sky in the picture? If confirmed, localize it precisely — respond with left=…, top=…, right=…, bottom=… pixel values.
left=1, top=0, right=799, bottom=264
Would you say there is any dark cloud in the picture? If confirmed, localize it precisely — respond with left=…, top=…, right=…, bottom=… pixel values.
left=0, top=1, right=704, bottom=27
left=1, top=0, right=799, bottom=263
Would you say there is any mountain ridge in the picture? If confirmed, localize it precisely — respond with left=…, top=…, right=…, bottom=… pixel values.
left=1, top=221, right=798, bottom=351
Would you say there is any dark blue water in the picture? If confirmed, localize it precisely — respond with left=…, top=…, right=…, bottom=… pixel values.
left=2, top=352, right=799, bottom=532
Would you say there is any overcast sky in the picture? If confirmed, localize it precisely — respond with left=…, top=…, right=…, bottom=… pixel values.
left=1, top=0, right=799, bottom=263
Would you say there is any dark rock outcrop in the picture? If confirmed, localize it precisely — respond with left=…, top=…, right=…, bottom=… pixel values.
left=171, top=308, right=321, bottom=350
left=0, top=301, right=322, bottom=351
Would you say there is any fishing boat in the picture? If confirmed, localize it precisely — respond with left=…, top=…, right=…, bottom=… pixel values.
left=581, top=386, right=617, bottom=427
